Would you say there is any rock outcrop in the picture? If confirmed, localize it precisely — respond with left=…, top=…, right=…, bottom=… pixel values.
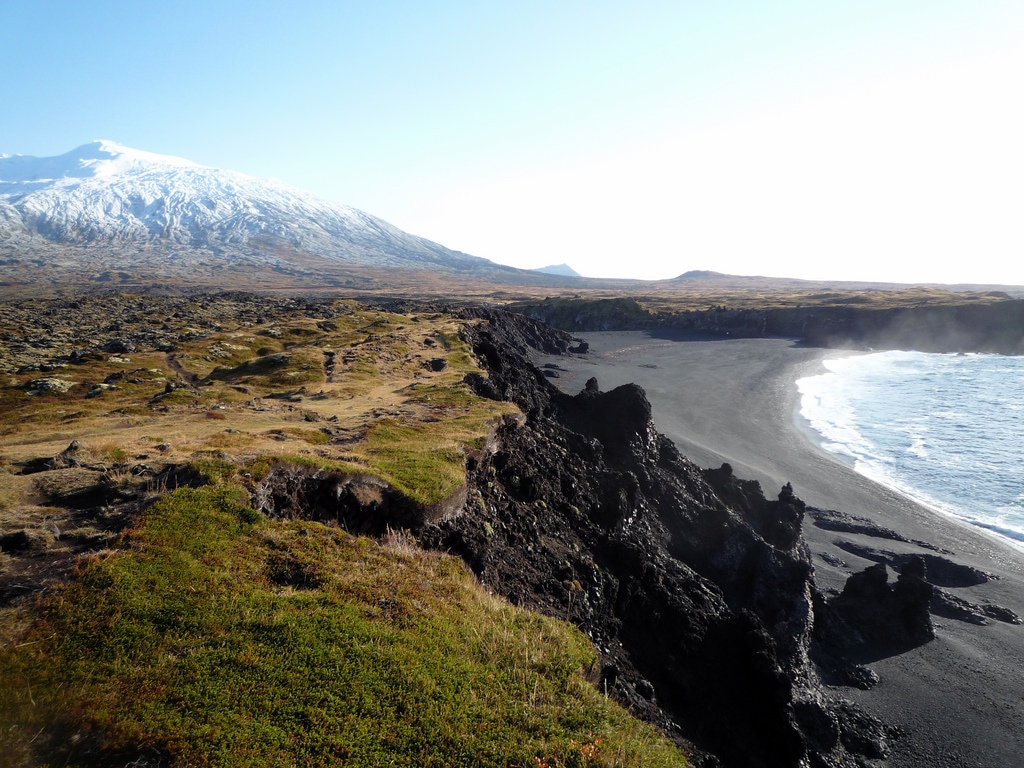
left=815, top=560, right=934, bottom=660
left=420, top=311, right=892, bottom=768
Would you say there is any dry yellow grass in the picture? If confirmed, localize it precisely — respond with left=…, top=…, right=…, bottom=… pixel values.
left=0, top=301, right=516, bottom=510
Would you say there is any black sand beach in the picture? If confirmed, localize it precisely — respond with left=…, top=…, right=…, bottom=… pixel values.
left=535, top=331, right=1024, bottom=768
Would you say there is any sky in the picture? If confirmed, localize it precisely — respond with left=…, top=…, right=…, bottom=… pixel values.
left=3, top=1, right=1023, bottom=284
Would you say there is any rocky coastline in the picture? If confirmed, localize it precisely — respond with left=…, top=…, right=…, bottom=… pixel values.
left=4, top=294, right=1022, bottom=766
left=530, top=328, right=1024, bottom=768
left=419, top=310, right=941, bottom=767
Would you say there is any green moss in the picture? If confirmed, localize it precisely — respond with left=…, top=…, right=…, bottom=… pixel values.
left=151, top=387, right=203, bottom=407
left=359, top=419, right=467, bottom=505
left=204, top=350, right=323, bottom=388
left=404, top=381, right=477, bottom=408
left=258, top=454, right=365, bottom=477
left=284, top=427, right=331, bottom=445
left=87, top=443, right=128, bottom=464
left=0, top=487, right=685, bottom=768
left=190, top=456, right=241, bottom=485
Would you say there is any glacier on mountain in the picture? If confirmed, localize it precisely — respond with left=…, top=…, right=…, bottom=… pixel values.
left=0, top=140, right=517, bottom=276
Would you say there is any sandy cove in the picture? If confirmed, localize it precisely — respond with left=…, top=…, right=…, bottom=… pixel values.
left=535, top=330, right=1024, bottom=768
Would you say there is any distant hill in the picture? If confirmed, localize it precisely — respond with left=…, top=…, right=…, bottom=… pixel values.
left=533, top=263, right=581, bottom=277
left=671, top=269, right=1023, bottom=297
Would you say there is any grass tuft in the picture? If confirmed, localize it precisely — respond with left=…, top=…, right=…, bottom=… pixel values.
left=0, top=486, right=685, bottom=768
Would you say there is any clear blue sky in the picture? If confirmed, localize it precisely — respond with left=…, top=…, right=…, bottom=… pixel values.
left=4, top=1, right=1023, bottom=284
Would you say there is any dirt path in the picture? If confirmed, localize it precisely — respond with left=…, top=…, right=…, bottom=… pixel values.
left=165, top=353, right=200, bottom=385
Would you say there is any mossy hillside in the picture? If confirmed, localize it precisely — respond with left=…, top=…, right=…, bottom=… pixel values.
left=204, top=348, right=325, bottom=388
left=0, top=302, right=517, bottom=507
left=0, top=485, right=686, bottom=768
left=226, top=403, right=499, bottom=507
left=358, top=415, right=478, bottom=505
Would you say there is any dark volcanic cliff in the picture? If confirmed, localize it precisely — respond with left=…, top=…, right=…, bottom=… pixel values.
left=420, top=311, right=898, bottom=768
left=514, top=296, right=1024, bottom=354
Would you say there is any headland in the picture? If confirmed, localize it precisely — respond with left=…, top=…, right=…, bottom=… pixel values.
left=536, top=330, right=1024, bottom=768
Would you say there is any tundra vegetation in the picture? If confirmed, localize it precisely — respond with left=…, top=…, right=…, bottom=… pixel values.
left=4, top=284, right=1014, bottom=766
left=0, top=296, right=686, bottom=767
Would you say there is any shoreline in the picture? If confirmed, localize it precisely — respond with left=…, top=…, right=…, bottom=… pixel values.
left=794, top=352, right=1024, bottom=556
left=535, top=331, right=1024, bottom=768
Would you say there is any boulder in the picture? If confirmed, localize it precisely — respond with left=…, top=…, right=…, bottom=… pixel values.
left=821, top=558, right=934, bottom=654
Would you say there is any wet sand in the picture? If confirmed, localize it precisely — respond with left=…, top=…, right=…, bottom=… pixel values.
left=535, top=331, right=1024, bottom=768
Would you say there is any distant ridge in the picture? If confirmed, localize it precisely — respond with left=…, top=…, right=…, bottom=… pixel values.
left=674, top=269, right=728, bottom=280
left=533, top=263, right=581, bottom=277
left=669, top=269, right=1024, bottom=296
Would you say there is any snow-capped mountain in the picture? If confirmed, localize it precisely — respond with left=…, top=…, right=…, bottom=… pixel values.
left=0, top=141, right=539, bottom=285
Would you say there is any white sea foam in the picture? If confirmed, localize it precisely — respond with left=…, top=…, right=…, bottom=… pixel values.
left=797, top=350, right=1024, bottom=547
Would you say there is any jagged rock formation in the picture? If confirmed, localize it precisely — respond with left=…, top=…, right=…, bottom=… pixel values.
left=418, top=311, right=892, bottom=768
left=815, top=560, right=934, bottom=660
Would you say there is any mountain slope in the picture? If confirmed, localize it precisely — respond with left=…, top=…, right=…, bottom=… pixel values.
left=0, top=141, right=557, bottom=288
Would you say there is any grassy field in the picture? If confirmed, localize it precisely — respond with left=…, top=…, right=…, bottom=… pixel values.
left=0, top=484, right=685, bottom=767
left=0, top=296, right=687, bottom=767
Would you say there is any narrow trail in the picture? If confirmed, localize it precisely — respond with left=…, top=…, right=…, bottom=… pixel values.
left=166, top=353, right=200, bottom=385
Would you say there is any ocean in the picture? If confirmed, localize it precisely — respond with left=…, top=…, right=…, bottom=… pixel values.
left=797, top=350, right=1024, bottom=547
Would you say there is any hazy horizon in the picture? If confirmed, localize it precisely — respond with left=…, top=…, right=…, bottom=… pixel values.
left=4, top=2, right=1022, bottom=285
